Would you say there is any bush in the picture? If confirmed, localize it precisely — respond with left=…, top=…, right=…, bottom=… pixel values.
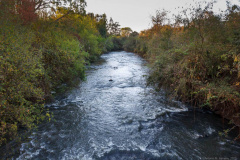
left=0, top=4, right=110, bottom=145
left=130, top=3, right=240, bottom=137
left=0, top=22, right=45, bottom=145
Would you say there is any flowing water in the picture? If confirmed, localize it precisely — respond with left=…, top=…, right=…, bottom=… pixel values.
left=1, top=51, right=240, bottom=159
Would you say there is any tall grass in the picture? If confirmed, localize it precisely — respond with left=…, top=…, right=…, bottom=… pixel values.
left=123, top=2, right=240, bottom=138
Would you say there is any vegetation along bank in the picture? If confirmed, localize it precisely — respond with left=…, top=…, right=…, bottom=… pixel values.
left=0, top=0, right=124, bottom=146
left=0, top=0, right=240, bottom=146
left=122, top=1, right=240, bottom=138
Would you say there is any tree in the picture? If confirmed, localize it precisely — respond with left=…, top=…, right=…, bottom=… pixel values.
left=17, top=0, right=38, bottom=23
left=34, top=0, right=86, bottom=14
left=0, top=0, right=87, bottom=23
left=151, top=9, right=168, bottom=27
left=130, top=31, right=139, bottom=37
left=121, top=27, right=132, bottom=37
left=96, top=14, right=108, bottom=37
left=108, top=17, right=121, bottom=36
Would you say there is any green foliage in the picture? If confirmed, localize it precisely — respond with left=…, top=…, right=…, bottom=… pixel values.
left=0, top=22, right=45, bottom=146
left=0, top=0, right=114, bottom=146
left=95, top=14, right=108, bottom=38
left=39, top=26, right=86, bottom=89
left=121, top=27, right=132, bottom=37
left=104, top=37, right=114, bottom=52
left=106, top=36, right=125, bottom=51
left=123, top=36, right=137, bottom=52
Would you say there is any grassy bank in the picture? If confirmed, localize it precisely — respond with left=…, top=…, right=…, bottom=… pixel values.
left=123, top=2, right=240, bottom=138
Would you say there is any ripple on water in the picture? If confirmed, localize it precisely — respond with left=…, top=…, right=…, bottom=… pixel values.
left=4, top=52, right=237, bottom=160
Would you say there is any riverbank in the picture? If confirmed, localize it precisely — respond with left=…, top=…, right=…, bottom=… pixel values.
left=122, top=3, right=240, bottom=138
left=0, top=3, right=121, bottom=146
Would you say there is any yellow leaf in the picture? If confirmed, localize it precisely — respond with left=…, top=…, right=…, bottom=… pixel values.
left=234, top=56, right=238, bottom=62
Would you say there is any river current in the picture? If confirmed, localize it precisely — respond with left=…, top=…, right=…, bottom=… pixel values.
left=1, top=51, right=240, bottom=159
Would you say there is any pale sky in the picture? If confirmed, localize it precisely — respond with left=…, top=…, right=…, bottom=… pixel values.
left=86, top=0, right=240, bottom=32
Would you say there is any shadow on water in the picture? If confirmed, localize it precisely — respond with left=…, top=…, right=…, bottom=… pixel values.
left=1, top=51, right=240, bottom=160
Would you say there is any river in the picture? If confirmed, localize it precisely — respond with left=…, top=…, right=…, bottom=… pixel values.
left=1, top=51, right=240, bottom=159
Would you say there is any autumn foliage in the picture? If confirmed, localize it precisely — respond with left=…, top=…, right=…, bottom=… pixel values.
left=123, top=2, right=240, bottom=138
left=16, top=0, right=38, bottom=23
left=0, top=0, right=115, bottom=146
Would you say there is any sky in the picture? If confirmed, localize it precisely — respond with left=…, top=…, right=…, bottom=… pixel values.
left=86, top=0, right=240, bottom=32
